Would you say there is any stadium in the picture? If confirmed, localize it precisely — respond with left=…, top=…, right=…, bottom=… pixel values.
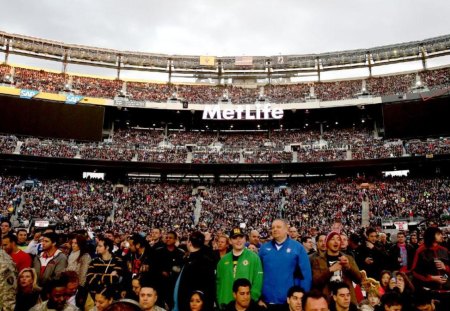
left=1, top=29, right=450, bottom=231
left=0, top=3, right=450, bottom=309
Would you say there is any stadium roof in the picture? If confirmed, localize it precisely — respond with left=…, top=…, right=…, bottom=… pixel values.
left=1, top=31, right=449, bottom=78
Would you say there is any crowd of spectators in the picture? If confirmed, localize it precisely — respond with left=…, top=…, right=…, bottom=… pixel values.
left=21, top=138, right=78, bottom=158
left=1, top=63, right=449, bottom=102
left=1, top=172, right=450, bottom=310
left=0, top=134, right=18, bottom=154
left=136, top=148, right=187, bottom=163
left=191, top=149, right=241, bottom=164
left=243, top=150, right=292, bottom=163
left=4, top=128, right=450, bottom=164
left=79, top=143, right=135, bottom=161
left=3, top=175, right=447, bottom=236
left=405, top=138, right=450, bottom=156
left=13, top=67, right=67, bottom=93
left=0, top=175, right=22, bottom=220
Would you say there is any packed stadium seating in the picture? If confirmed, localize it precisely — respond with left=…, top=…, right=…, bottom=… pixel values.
left=1, top=63, right=449, bottom=103
left=4, top=175, right=447, bottom=235
left=3, top=128, right=450, bottom=164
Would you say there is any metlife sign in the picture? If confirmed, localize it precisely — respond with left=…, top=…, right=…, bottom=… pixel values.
left=202, top=103, right=284, bottom=120
left=19, top=89, right=39, bottom=99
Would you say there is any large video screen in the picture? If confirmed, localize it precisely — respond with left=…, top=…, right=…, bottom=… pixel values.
left=0, top=96, right=104, bottom=141
left=383, top=97, right=450, bottom=138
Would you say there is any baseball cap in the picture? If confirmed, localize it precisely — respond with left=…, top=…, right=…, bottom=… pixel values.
left=229, top=227, right=245, bottom=238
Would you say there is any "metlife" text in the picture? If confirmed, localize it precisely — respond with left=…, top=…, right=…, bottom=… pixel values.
left=202, top=103, right=284, bottom=120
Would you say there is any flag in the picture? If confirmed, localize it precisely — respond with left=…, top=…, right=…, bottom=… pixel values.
left=200, top=56, right=216, bottom=66
left=235, top=56, right=253, bottom=66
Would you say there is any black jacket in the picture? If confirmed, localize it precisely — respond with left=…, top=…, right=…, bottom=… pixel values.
left=176, top=247, right=216, bottom=311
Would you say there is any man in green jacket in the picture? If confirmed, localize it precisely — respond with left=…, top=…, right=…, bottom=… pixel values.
left=216, top=228, right=263, bottom=310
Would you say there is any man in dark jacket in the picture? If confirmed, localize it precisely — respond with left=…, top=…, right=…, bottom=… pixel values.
left=387, top=231, right=416, bottom=272
left=154, top=230, right=185, bottom=309
left=173, top=231, right=215, bottom=311
left=356, top=228, right=386, bottom=279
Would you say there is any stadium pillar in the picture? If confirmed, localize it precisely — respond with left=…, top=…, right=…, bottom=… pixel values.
left=420, top=45, right=427, bottom=71
left=168, top=59, right=173, bottom=84
left=161, top=173, right=167, bottom=182
left=117, top=55, right=122, bottom=80
left=62, top=50, right=68, bottom=75
left=217, top=60, right=223, bottom=86
left=316, top=57, right=321, bottom=82
left=4, top=39, right=10, bottom=64
left=366, top=52, right=373, bottom=78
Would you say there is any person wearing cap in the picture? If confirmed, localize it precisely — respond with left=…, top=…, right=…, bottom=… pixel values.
left=310, top=231, right=361, bottom=305
left=216, top=227, right=263, bottom=310
left=259, top=219, right=312, bottom=308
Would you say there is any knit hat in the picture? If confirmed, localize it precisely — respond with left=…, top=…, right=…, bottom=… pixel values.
left=326, top=231, right=341, bottom=245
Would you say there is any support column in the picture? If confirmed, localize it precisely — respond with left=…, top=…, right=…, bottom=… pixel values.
left=117, top=55, right=122, bottom=80
left=316, top=57, right=321, bottom=82
left=420, top=45, right=427, bottom=71
left=62, top=49, right=68, bottom=75
left=168, top=59, right=173, bottom=84
left=367, top=52, right=373, bottom=78
left=4, top=39, right=10, bottom=64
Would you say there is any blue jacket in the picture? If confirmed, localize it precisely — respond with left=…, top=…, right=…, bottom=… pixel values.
left=259, top=237, right=312, bottom=304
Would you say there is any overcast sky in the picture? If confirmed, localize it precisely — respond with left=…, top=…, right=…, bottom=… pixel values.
left=1, top=0, right=449, bottom=79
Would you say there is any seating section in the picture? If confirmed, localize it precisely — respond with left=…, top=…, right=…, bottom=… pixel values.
left=1, top=64, right=448, bottom=102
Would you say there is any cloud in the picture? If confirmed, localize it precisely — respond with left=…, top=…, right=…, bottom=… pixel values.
left=0, top=0, right=448, bottom=57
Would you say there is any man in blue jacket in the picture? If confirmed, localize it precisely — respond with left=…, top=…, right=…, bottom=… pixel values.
left=259, top=219, right=312, bottom=309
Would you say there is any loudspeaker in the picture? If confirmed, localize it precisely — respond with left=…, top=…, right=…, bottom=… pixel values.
left=182, top=101, right=189, bottom=109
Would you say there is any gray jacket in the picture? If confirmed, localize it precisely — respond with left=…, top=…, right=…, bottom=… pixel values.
left=33, top=249, right=68, bottom=287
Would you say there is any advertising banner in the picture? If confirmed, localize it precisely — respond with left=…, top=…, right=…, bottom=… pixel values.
left=19, top=89, right=39, bottom=99
left=65, top=94, right=84, bottom=104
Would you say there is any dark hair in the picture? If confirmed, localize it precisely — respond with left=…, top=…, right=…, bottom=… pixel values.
left=348, top=233, right=360, bottom=245
left=302, top=290, right=328, bottom=310
left=1, top=219, right=11, bottom=227
left=414, top=290, right=433, bottom=307
left=392, top=271, right=415, bottom=292
left=167, top=231, right=178, bottom=240
left=380, top=270, right=392, bottom=282
left=423, top=227, right=442, bottom=248
left=190, top=290, right=205, bottom=302
left=98, top=235, right=114, bottom=253
left=396, top=231, right=406, bottom=237
left=381, top=291, right=403, bottom=307
left=366, top=227, right=377, bottom=237
left=287, top=285, right=305, bottom=298
left=189, top=231, right=205, bottom=249
left=317, top=232, right=327, bottom=240
left=129, top=233, right=148, bottom=249
left=139, top=279, right=159, bottom=294
left=331, top=282, right=350, bottom=295
left=16, top=228, right=28, bottom=235
left=301, top=236, right=311, bottom=244
left=43, top=232, right=59, bottom=244
left=232, top=278, right=252, bottom=293
left=47, top=278, right=68, bottom=292
left=73, top=234, right=89, bottom=263
left=96, top=287, right=116, bottom=300
left=2, top=233, right=17, bottom=244
left=60, top=270, right=79, bottom=284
